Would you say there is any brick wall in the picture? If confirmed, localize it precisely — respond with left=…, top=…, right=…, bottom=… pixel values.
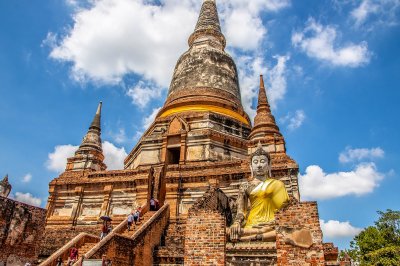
left=275, top=201, right=326, bottom=266
left=0, top=196, right=46, bottom=265
left=184, top=187, right=231, bottom=265
left=185, top=210, right=226, bottom=265
left=39, top=226, right=99, bottom=258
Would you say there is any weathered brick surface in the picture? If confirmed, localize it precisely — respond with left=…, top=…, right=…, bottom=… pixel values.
left=185, top=211, right=226, bottom=265
left=184, top=188, right=230, bottom=265
left=39, top=226, right=99, bottom=258
left=0, top=196, right=46, bottom=265
left=275, top=201, right=326, bottom=266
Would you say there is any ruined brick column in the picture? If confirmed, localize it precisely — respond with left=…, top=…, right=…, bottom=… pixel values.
left=184, top=187, right=231, bottom=265
left=275, top=202, right=326, bottom=265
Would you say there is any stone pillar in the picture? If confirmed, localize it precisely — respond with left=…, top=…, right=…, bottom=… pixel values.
left=45, top=185, right=56, bottom=219
left=100, top=184, right=113, bottom=216
left=71, top=186, right=84, bottom=225
left=179, top=132, right=187, bottom=163
left=160, top=136, right=167, bottom=164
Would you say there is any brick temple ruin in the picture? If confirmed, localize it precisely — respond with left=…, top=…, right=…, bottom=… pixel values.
left=3, top=0, right=346, bottom=265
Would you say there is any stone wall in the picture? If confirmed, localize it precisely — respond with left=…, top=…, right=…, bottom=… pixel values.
left=0, top=196, right=46, bottom=265
left=184, top=188, right=231, bottom=265
left=275, top=201, right=326, bottom=266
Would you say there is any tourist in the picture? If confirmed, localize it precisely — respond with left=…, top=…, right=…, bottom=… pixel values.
left=56, top=257, right=62, bottom=266
left=67, top=246, right=78, bottom=265
left=133, top=209, right=140, bottom=225
left=107, top=221, right=112, bottom=234
left=150, top=197, right=156, bottom=211
left=103, top=259, right=112, bottom=266
left=154, top=198, right=160, bottom=210
left=102, top=255, right=112, bottom=266
left=127, top=211, right=134, bottom=231
left=100, top=221, right=112, bottom=239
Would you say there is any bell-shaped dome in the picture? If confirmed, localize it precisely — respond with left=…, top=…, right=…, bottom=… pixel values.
left=158, top=0, right=250, bottom=125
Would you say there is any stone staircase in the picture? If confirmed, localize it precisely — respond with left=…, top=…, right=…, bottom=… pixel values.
left=117, top=211, right=156, bottom=238
left=153, top=217, right=186, bottom=265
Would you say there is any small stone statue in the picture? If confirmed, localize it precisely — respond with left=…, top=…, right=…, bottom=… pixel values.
left=228, top=144, right=289, bottom=242
left=0, top=174, right=12, bottom=197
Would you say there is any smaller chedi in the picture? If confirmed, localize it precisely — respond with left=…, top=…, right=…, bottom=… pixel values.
left=228, top=143, right=289, bottom=242
left=0, top=174, right=12, bottom=197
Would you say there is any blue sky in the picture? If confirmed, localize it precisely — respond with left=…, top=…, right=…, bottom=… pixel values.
left=0, top=0, right=399, bottom=250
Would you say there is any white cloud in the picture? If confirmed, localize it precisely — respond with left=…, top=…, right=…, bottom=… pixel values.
left=351, top=0, right=400, bottom=27
left=299, top=163, right=384, bottom=200
left=48, top=0, right=200, bottom=87
left=102, top=141, right=127, bottom=170
left=14, top=192, right=42, bottom=207
left=47, top=0, right=290, bottom=112
left=143, top=107, right=162, bottom=130
left=320, top=219, right=362, bottom=238
left=280, top=110, right=306, bottom=131
left=292, top=18, right=371, bottom=67
left=46, top=144, right=78, bottom=173
left=236, top=54, right=289, bottom=120
left=339, top=147, right=384, bottom=163
left=267, top=55, right=290, bottom=108
left=21, top=173, right=32, bottom=183
left=222, top=8, right=266, bottom=51
left=47, top=141, right=127, bottom=172
left=110, top=127, right=128, bottom=144
left=126, top=80, right=163, bottom=109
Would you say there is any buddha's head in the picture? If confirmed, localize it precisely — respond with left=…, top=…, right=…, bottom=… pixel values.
left=250, top=144, right=271, bottom=181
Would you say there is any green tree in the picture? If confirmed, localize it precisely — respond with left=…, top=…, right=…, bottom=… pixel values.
left=346, top=209, right=400, bottom=266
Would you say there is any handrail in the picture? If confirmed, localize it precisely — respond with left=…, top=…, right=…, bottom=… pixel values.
left=128, top=203, right=169, bottom=241
left=39, top=232, right=99, bottom=266
left=72, top=217, right=129, bottom=266
left=83, top=204, right=170, bottom=261
left=73, top=205, right=150, bottom=266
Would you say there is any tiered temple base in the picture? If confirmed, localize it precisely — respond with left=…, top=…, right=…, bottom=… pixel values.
left=226, top=242, right=277, bottom=265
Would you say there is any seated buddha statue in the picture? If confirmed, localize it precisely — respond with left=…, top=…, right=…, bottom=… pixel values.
left=228, top=144, right=289, bottom=242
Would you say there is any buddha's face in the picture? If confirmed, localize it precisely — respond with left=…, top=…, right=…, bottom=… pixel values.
left=251, top=155, right=270, bottom=180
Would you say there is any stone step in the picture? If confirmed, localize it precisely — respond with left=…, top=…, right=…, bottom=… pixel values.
left=153, top=219, right=186, bottom=265
left=117, top=211, right=156, bottom=238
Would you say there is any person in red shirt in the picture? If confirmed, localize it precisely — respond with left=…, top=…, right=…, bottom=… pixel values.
left=67, top=246, right=78, bottom=265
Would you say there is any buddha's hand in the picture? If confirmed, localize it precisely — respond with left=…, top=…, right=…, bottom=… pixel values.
left=229, top=222, right=241, bottom=242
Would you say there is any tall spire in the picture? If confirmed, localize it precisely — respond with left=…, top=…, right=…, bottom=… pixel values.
left=90, top=101, right=102, bottom=130
left=188, top=0, right=226, bottom=49
left=249, top=75, right=282, bottom=143
left=257, top=75, right=271, bottom=111
left=66, top=102, right=107, bottom=172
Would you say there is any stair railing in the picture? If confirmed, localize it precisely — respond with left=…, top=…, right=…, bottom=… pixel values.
left=39, top=232, right=99, bottom=266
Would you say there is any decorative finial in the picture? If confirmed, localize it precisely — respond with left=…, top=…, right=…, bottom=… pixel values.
left=260, top=75, right=265, bottom=89
left=90, top=102, right=102, bottom=130
left=96, top=101, right=102, bottom=115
